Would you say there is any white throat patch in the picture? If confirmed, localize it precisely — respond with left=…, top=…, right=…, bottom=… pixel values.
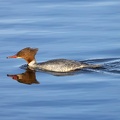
left=28, top=60, right=36, bottom=67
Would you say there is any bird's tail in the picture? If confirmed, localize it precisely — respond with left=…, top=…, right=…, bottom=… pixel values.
left=87, top=64, right=102, bottom=69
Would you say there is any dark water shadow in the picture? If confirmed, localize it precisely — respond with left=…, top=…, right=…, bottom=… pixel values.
left=7, top=68, right=39, bottom=85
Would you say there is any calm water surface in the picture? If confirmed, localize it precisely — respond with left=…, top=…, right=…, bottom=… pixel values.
left=0, top=0, right=120, bottom=120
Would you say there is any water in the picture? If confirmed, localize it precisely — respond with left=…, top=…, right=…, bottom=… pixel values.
left=0, top=0, right=120, bottom=120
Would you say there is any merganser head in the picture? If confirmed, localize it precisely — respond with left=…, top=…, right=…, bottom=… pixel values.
left=7, top=47, right=38, bottom=64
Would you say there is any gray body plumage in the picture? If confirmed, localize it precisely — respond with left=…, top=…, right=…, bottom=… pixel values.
left=34, top=59, right=99, bottom=72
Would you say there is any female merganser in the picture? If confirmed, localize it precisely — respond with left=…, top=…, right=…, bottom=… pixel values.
left=7, top=47, right=100, bottom=72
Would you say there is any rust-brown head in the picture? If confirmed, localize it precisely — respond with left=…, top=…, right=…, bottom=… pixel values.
left=7, top=47, right=38, bottom=64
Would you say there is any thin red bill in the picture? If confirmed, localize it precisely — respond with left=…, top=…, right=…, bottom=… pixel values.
left=7, top=55, right=17, bottom=58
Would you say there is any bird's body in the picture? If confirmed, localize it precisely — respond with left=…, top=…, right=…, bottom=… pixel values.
left=7, top=47, right=100, bottom=73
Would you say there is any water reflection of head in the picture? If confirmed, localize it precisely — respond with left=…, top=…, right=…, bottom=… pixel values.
left=7, top=68, right=39, bottom=85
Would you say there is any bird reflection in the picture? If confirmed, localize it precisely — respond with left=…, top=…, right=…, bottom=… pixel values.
left=7, top=68, right=39, bottom=85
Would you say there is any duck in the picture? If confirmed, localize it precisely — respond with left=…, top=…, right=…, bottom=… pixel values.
left=7, top=47, right=100, bottom=72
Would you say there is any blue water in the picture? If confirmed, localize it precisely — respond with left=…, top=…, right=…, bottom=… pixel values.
left=0, top=0, right=120, bottom=120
